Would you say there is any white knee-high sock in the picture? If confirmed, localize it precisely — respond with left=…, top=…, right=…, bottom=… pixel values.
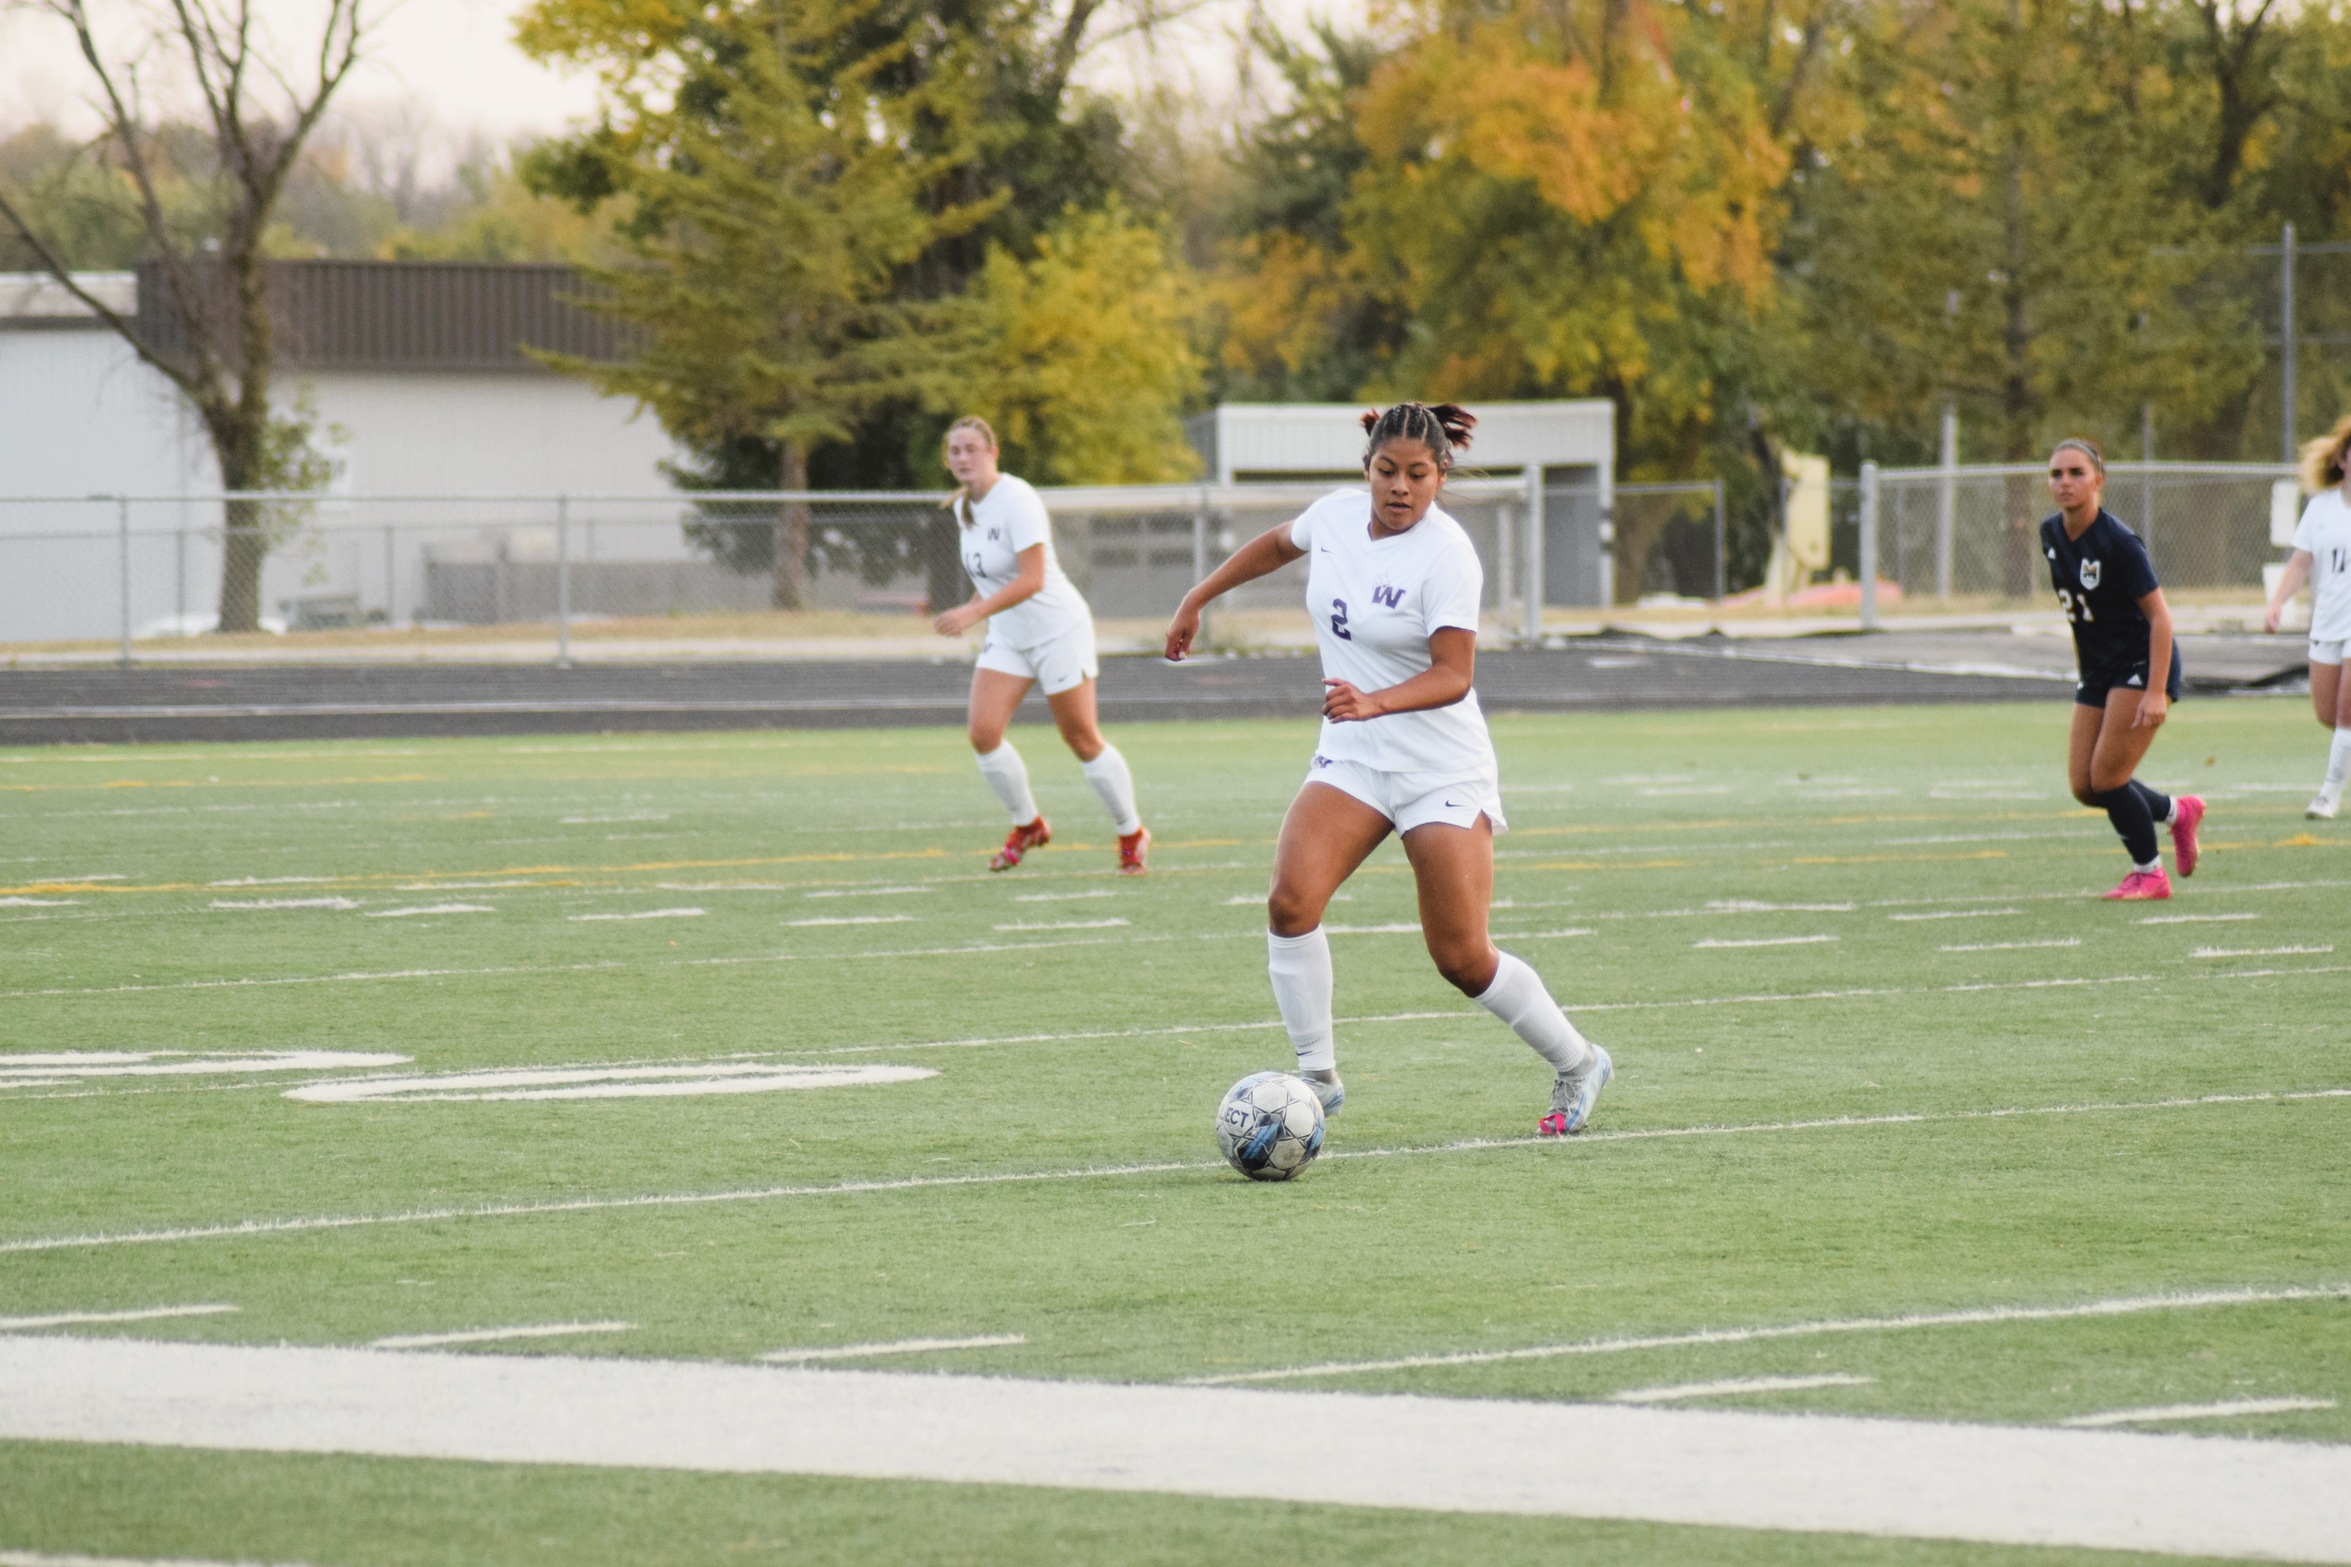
left=1475, top=951, right=1595, bottom=1077
left=1267, top=927, right=1336, bottom=1072
left=1079, top=744, right=1142, bottom=835
left=2327, top=727, right=2351, bottom=796
left=974, top=743, right=1039, bottom=826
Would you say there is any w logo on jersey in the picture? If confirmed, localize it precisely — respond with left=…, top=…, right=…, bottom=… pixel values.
left=1370, top=585, right=1405, bottom=609
left=2079, top=559, right=2102, bottom=590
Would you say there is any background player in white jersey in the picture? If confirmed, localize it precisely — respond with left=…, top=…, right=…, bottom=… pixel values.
left=2263, top=412, right=2351, bottom=819
left=1163, top=403, right=1611, bottom=1136
left=933, top=416, right=1150, bottom=874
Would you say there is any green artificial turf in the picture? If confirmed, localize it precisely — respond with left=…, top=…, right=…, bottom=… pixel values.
left=0, top=694, right=2345, bottom=1564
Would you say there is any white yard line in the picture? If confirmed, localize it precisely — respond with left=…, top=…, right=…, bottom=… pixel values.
left=2139, top=913, right=2259, bottom=924
left=3, top=1336, right=2346, bottom=1562
left=993, top=919, right=1129, bottom=932
left=2061, top=1398, right=2336, bottom=1429
left=1692, top=936, right=1837, bottom=948
left=372, top=1321, right=634, bottom=1350
left=0, top=1305, right=236, bottom=1330
left=285, top=1064, right=934, bottom=1104
left=1191, top=1283, right=2351, bottom=1386
left=785, top=915, right=916, bottom=927
left=364, top=904, right=493, bottom=919
left=1888, top=909, right=2018, bottom=922
left=762, top=1334, right=1026, bottom=1363
left=0, top=1552, right=313, bottom=1566
left=2192, top=945, right=2332, bottom=959
left=568, top=908, right=706, bottom=922
left=1609, top=1374, right=1874, bottom=1404
left=8, top=1087, right=2345, bottom=1257
left=208, top=899, right=358, bottom=911
left=1941, top=939, right=2080, bottom=953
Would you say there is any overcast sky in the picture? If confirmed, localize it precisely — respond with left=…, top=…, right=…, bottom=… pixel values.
left=1, top=0, right=1355, bottom=158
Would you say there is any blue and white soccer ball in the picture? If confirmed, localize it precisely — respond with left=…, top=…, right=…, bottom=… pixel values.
left=1216, top=1071, right=1326, bottom=1181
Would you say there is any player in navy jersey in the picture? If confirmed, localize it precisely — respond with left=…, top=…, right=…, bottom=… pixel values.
left=1164, top=404, right=1611, bottom=1137
left=2040, top=437, right=2205, bottom=899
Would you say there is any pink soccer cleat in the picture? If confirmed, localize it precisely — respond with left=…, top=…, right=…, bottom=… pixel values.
left=2169, top=795, right=2205, bottom=877
left=2103, top=866, right=2172, bottom=901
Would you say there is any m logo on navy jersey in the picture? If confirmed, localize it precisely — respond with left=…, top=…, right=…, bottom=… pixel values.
left=2079, top=558, right=2102, bottom=590
left=1370, top=585, right=1405, bottom=609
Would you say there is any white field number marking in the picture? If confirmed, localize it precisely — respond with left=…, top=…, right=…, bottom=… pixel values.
left=373, top=1321, right=633, bottom=1350
left=0, top=1304, right=236, bottom=1330
left=1610, top=1374, right=1874, bottom=1404
left=762, top=1333, right=1025, bottom=1363
left=284, top=1062, right=935, bottom=1103
left=2059, top=1397, right=2336, bottom=1428
left=0, top=1051, right=406, bottom=1086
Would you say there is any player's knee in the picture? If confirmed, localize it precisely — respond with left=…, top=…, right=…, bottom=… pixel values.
left=1060, top=725, right=1104, bottom=761
left=2070, top=780, right=2101, bottom=807
left=1265, top=884, right=1322, bottom=936
left=2087, top=765, right=2131, bottom=796
left=1427, top=939, right=1493, bottom=995
left=969, top=723, right=1004, bottom=753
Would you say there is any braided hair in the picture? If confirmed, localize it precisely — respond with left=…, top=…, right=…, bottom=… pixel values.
left=1360, top=402, right=1477, bottom=471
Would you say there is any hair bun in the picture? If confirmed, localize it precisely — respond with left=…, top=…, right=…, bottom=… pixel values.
left=1358, top=409, right=1383, bottom=435
left=1430, top=403, right=1477, bottom=452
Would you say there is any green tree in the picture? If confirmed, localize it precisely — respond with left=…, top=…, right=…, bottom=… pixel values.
left=518, top=0, right=998, bottom=607
left=938, top=203, right=1202, bottom=485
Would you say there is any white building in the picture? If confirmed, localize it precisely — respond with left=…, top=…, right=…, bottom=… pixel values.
left=0, top=262, right=682, bottom=641
left=1191, top=400, right=1617, bottom=605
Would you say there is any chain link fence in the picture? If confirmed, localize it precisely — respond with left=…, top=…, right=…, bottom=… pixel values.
left=0, top=464, right=2301, bottom=658
left=0, top=478, right=1541, bottom=657
left=1874, top=462, right=2294, bottom=603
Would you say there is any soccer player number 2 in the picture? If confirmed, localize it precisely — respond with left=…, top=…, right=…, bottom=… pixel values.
left=1330, top=598, right=1352, bottom=640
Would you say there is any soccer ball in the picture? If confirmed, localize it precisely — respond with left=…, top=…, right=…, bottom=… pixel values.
left=1215, top=1071, right=1326, bottom=1181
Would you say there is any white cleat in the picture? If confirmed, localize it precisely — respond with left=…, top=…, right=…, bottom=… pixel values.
left=1538, top=1046, right=1612, bottom=1137
left=1301, top=1069, right=1344, bottom=1118
left=2308, top=793, right=2341, bottom=821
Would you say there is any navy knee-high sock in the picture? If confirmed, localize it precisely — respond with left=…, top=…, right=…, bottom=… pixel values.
left=2131, top=780, right=2173, bottom=826
left=2093, top=783, right=2160, bottom=866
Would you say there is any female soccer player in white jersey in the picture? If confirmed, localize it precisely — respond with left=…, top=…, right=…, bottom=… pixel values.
left=932, top=416, right=1150, bottom=874
left=1163, top=403, right=1611, bottom=1136
left=2262, top=412, right=2351, bottom=819
left=2040, top=437, right=2204, bottom=900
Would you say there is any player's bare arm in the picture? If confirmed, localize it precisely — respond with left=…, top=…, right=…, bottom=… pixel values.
left=1163, top=525, right=1305, bottom=661
left=935, top=543, right=1046, bottom=637
left=1322, top=628, right=1475, bottom=721
left=2134, top=588, right=2173, bottom=729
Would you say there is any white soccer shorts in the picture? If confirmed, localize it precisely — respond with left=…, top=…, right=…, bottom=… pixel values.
left=976, top=620, right=1099, bottom=695
left=1303, top=755, right=1508, bottom=835
left=2310, top=636, right=2346, bottom=667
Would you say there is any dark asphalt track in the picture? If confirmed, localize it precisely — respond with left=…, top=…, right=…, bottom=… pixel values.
left=0, top=642, right=2092, bottom=745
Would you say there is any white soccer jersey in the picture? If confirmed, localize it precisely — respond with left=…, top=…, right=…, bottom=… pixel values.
left=2293, top=489, right=2351, bottom=642
left=958, top=475, right=1091, bottom=647
left=1289, top=488, right=1495, bottom=780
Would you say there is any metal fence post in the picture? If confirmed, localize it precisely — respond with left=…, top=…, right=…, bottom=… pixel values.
left=1191, top=487, right=1211, bottom=651
left=1712, top=478, right=1727, bottom=602
left=1859, top=460, right=1881, bottom=632
left=116, top=495, right=133, bottom=665
left=383, top=523, right=397, bottom=625
left=1521, top=465, right=1544, bottom=645
left=2281, top=220, right=2298, bottom=464
left=555, top=494, right=573, bottom=668
left=1935, top=402, right=1957, bottom=600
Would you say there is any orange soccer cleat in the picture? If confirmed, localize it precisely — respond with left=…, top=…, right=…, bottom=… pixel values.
left=990, top=816, right=1051, bottom=871
left=1116, top=826, right=1151, bottom=876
